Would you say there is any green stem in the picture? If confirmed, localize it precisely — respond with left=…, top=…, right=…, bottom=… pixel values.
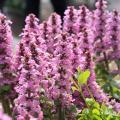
left=102, top=73, right=114, bottom=97
left=78, top=86, right=89, bottom=108
left=71, top=77, right=89, bottom=108
left=100, top=61, right=114, bottom=97
left=1, top=96, right=11, bottom=116
left=103, top=52, right=109, bottom=71
left=57, top=103, right=65, bottom=120
left=85, top=84, right=95, bottom=101
left=49, top=109, right=52, bottom=120
left=109, top=83, right=114, bottom=96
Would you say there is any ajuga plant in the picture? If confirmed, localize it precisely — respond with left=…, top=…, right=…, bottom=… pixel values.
left=73, top=27, right=109, bottom=108
left=14, top=48, right=43, bottom=120
left=14, top=15, right=43, bottom=119
left=63, top=6, right=78, bottom=35
left=93, top=0, right=108, bottom=64
left=53, top=33, right=75, bottom=119
left=40, top=14, right=77, bottom=119
left=15, top=14, right=40, bottom=70
left=76, top=5, right=92, bottom=33
left=14, top=14, right=51, bottom=120
left=93, top=0, right=110, bottom=83
left=75, top=5, right=92, bottom=71
left=105, top=10, right=120, bottom=71
left=63, top=6, right=80, bottom=74
left=100, top=10, right=120, bottom=99
left=70, top=5, right=108, bottom=109
left=93, top=0, right=108, bottom=60
left=29, top=38, right=56, bottom=119
left=0, top=13, right=16, bottom=116
left=24, top=14, right=40, bottom=35
left=1, top=0, right=120, bottom=119
left=94, top=0, right=120, bottom=101
left=72, top=6, right=93, bottom=107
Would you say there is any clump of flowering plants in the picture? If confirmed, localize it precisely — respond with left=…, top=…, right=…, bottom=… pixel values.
left=1, top=0, right=120, bottom=119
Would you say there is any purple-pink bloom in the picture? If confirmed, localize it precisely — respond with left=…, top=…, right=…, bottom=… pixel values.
left=76, top=6, right=92, bottom=33
left=24, top=14, right=40, bottom=35
left=0, top=13, right=15, bottom=87
left=93, top=0, right=109, bottom=57
left=52, top=33, right=73, bottom=107
left=104, top=10, right=120, bottom=61
left=46, top=13, right=62, bottom=54
left=0, top=13, right=16, bottom=101
left=63, top=6, right=78, bottom=35
left=14, top=48, right=43, bottom=120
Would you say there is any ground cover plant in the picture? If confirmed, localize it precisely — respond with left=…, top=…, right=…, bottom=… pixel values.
left=0, top=0, right=120, bottom=119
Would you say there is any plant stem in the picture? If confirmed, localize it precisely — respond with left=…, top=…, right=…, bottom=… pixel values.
left=56, top=99, right=65, bottom=120
left=58, top=103, right=65, bottom=120
left=78, top=86, right=89, bottom=108
left=71, top=77, right=89, bottom=108
left=103, top=52, right=109, bottom=71
left=1, top=96, right=11, bottom=116
left=85, top=84, right=95, bottom=101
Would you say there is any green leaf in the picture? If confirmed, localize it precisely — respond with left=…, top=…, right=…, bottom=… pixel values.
left=77, top=97, right=120, bottom=120
left=106, top=115, right=113, bottom=120
left=92, top=109, right=100, bottom=115
left=0, top=85, right=11, bottom=95
left=78, top=70, right=90, bottom=85
left=93, top=102, right=100, bottom=109
left=93, top=115, right=102, bottom=120
left=85, top=98, right=94, bottom=105
left=2, top=85, right=11, bottom=91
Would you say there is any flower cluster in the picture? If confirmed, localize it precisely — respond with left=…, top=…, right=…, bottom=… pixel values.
left=63, top=6, right=78, bottom=35
left=104, top=11, right=120, bottom=68
left=14, top=49, right=43, bottom=119
left=0, top=13, right=16, bottom=103
left=53, top=33, right=73, bottom=106
left=0, top=13, right=14, bottom=87
left=93, top=0, right=109, bottom=67
left=14, top=14, right=44, bottom=120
